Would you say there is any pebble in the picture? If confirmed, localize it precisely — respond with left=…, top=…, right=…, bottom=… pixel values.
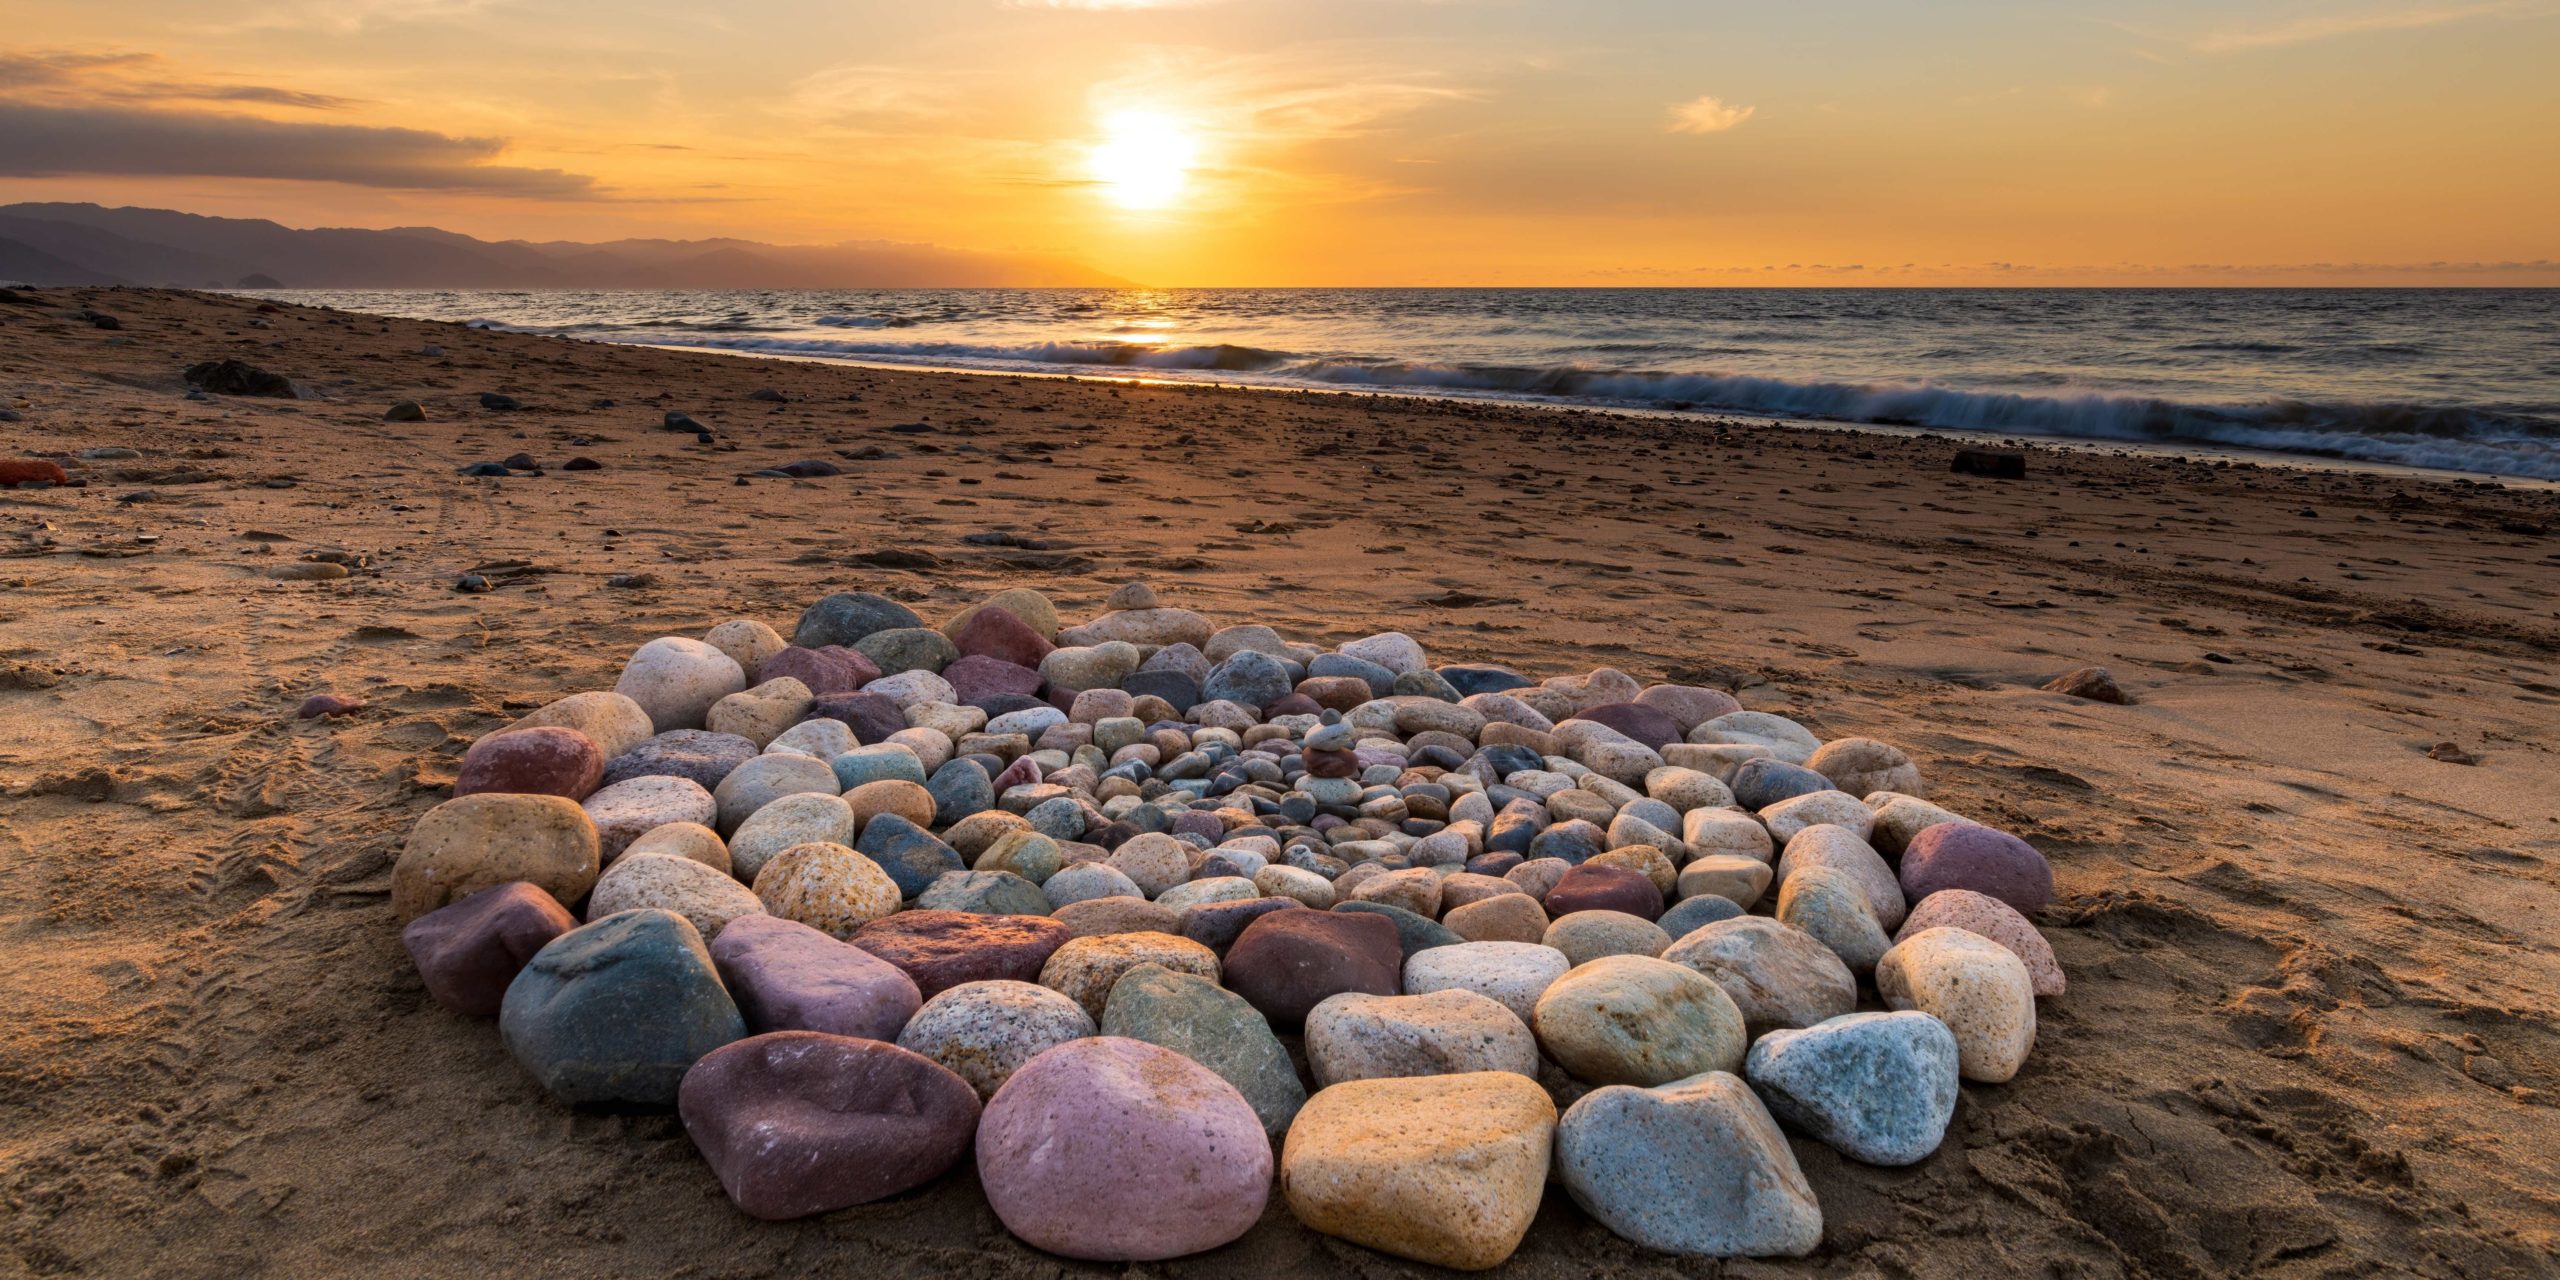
left=705, top=677, right=813, bottom=748
left=679, top=1032, right=978, bottom=1219
left=598, top=729, right=756, bottom=792
left=1541, top=862, right=1663, bottom=920
left=793, top=591, right=923, bottom=649
left=916, top=868, right=1049, bottom=916
left=1038, top=932, right=1220, bottom=1019
left=1532, top=954, right=1746, bottom=1086
left=710, top=753, right=838, bottom=834
left=750, top=841, right=903, bottom=937
left=852, top=813, right=967, bottom=897
left=1877, top=927, right=2037, bottom=1082
left=453, top=726, right=604, bottom=800
left=588, top=851, right=766, bottom=940
left=702, top=618, right=787, bottom=682
left=499, top=908, right=744, bottom=1107
left=1676, top=853, right=1774, bottom=911
left=1052, top=895, right=1180, bottom=937
left=1660, top=917, right=1857, bottom=1035
left=1897, top=888, right=2065, bottom=996
left=1899, top=822, right=2056, bottom=913
left=1403, top=941, right=1571, bottom=1023
left=976, top=1037, right=1271, bottom=1262
left=1656, top=892, right=1744, bottom=937
left=1542, top=909, right=1671, bottom=966
left=624, top=821, right=730, bottom=874
left=1553, top=1071, right=1823, bottom=1258
left=1759, top=788, right=1875, bottom=844
left=1303, top=987, right=1538, bottom=1086
left=401, top=882, right=576, bottom=1017
left=507, top=691, right=656, bottom=765
left=614, top=636, right=748, bottom=733
left=1775, top=865, right=1893, bottom=973
left=1223, top=909, right=1403, bottom=1026
left=1777, top=823, right=1907, bottom=929
left=1444, top=892, right=1548, bottom=944
left=1100, top=963, right=1306, bottom=1137
left=710, top=913, right=922, bottom=1039
left=725, top=791, right=855, bottom=881
left=758, top=644, right=880, bottom=695
left=1746, top=1010, right=1961, bottom=1165
left=394, top=793, right=600, bottom=923
left=895, top=979, right=1093, bottom=1098
left=1280, top=1071, right=1555, bottom=1270
left=1806, top=735, right=1924, bottom=797
left=1697, top=711, right=1821, bottom=764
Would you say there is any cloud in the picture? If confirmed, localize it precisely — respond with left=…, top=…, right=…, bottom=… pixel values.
left=1666, top=94, right=1755, bottom=134
left=0, top=102, right=599, bottom=196
left=785, top=64, right=969, bottom=121
left=2195, top=1, right=2548, bottom=52
left=0, top=49, right=361, bottom=110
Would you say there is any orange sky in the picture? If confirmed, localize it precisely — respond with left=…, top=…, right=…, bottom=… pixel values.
left=2, top=0, right=2556, bottom=285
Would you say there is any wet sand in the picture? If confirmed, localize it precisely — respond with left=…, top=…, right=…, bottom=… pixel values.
left=3, top=286, right=2557, bottom=1278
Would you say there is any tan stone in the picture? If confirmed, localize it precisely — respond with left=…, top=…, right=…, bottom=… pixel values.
left=393, top=792, right=599, bottom=922
left=1281, top=1072, right=1556, bottom=1270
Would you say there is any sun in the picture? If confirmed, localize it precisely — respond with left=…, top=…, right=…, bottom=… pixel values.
left=1088, top=109, right=1200, bottom=211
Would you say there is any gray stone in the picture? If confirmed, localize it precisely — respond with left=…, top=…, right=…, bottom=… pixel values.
left=1745, top=1011, right=1960, bottom=1166
left=917, top=869, right=1051, bottom=916
left=1554, top=1071, right=1823, bottom=1258
left=1100, top=963, right=1305, bottom=1138
left=1303, top=988, right=1539, bottom=1087
left=1660, top=917, right=1856, bottom=1036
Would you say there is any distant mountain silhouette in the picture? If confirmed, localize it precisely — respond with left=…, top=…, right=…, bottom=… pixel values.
left=0, top=203, right=1129, bottom=289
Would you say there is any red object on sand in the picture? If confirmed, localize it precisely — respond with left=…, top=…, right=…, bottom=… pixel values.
left=0, top=459, right=69, bottom=487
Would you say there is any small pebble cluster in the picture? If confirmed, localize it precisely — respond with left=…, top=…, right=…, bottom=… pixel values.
left=394, top=584, right=2066, bottom=1266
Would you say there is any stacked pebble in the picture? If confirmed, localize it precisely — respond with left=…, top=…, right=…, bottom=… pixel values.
left=394, top=585, right=2067, bottom=1266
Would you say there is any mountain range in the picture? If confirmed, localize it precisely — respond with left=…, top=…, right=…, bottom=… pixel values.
left=0, top=203, right=1127, bottom=289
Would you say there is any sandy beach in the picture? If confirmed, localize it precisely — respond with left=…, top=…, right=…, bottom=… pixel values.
left=4, top=285, right=2557, bottom=1277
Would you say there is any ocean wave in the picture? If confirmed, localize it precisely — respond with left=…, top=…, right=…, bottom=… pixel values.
left=560, top=329, right=2560, bottom=480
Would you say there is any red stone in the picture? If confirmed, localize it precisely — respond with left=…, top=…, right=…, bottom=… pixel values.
left=1223, top=909, right=1402, bottom=1027
left=1542, top=862, right=1663, bottom=920
left=453, top=726, right=604, bottom=800
left=759, top=645, right=881, bottom=695
left=0, top=459, right=69, bottom=488
left=951, top=605, right=1054, bottom=669
left=847, top=909, right=1074, bottom=999
left=401, top=882, right=577, bottom=1017
left=944, top=653, right=1045, bottom=705
left=1571, top=702, right=1684, bottom=751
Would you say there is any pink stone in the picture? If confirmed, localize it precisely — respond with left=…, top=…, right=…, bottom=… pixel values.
left=758, top=645, right=880, bottom=695
left=679, top=1031, right=979, bottom=1219
left=401, top=882, right=577, bottom=1017
left=709, top=913, right=924, bottom=1039
left=1571, top=702, right=1684, bottom=751
left=944, top=654, right=1045, bottom=705
left=975, top=1037, right=1272, bottom=1261
left=453, top=726, right=604, bottom=800
left=992, top=754, right=1042, bottom=792
left=1896, top=889, right=2064, bottom=996
left=951, top=605, right=1055, bottom=669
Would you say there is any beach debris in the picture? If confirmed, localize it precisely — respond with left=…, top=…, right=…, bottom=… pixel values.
left=749, top=388, right=787, bottom=402
left=1950, top=447, right=2027, bottom=479
left=665, top=410, right=707, bottom=432
left=458, top=462, right=510, bottom=477
left=2426, top=741, right=2477, bottom=765
left=1, top=459, right=70, bottom=488
left=502, top=452, right=539, bottom=471
left=479, top=392, right=522, bottom=410
left=385, top=400, right=426, bottom=422
left=183, top=359, right=301, bottom=397
left=296, top=693, right=367, bottom=719
left=2041, top=665, right=2129, bottom=703
left=0, top=407, right=21, bottom=422
left=564, top=457, right=602, bottom=471
left=395, top=585, right=2068, bottom=1265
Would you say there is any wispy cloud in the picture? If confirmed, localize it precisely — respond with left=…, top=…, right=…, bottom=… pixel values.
left=2195, top=1, right=2547, bottom=53
left=0, top=50, right=362, bottom=110
left=784, top=64, right=971, bottom=121
left=1666, top=94, right=1755, bottom=134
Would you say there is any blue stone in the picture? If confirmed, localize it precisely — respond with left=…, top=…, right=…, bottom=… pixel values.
left=853, top=814, right=965, bottom=898
left=499, top=908, right=744, bottom=1107
left=1439, top=665, right=1534, bottom=696
left=1732, top=758, right=1834, bottom=811
left=792, top=591, right=922, bottom=649
left=1745, top=1011, right=1960, bottom=1166
left=1121, top=670, right=1200, bottom=711
left=1473, top=744, right=1546, bottom=779
left=1658, top=894, right=1746, bottom=939
left=1530, top=819, right=1607, bottom=864
left=1308, top=652, right=1396, bottom=698
left=1201, top=651, right=1293, bottom=709
left=925, top=758, right=994, bottom=827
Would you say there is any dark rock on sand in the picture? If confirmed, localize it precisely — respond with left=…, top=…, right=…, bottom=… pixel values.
left=401, top=882, right=577, bottom=1017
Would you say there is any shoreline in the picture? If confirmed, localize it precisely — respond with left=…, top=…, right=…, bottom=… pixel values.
left=2, top=286, right=2556, bottom=1276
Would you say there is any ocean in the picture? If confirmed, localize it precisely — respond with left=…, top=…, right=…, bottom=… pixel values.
left=255, top=287, right=2560, bottom=480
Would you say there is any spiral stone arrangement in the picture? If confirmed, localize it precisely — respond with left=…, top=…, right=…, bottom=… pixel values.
left=394, top=585, right=2064, bottom=1267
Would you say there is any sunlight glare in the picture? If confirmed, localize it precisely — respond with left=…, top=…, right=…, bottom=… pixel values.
left=1088, top=110, right=1199, bottom=211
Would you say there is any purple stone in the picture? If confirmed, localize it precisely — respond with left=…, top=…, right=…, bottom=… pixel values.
left=402, top=882, right=576, bottom=1017
left=944, top=654, right=1045, bottom=705
left=680, top=1031, right=979, bottom=1220
left=1571, top=702, right=1684, bottom=751
left=1899, top=822, right=2055, bottom=913
left=807, top=691, right=908, bottom=745
left=991, top=754, right=1042, bottom=792
left=599, top=729, right=758, bottom=791
left=759, top=645, right=881, bottom=695
left=709, top=913, right=922, bottom=1040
